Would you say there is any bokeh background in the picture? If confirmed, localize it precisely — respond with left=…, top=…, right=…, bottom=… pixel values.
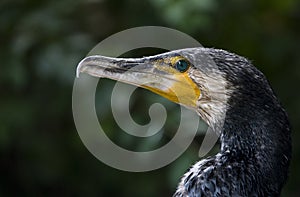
left=1, top=0, right=300, bottom=196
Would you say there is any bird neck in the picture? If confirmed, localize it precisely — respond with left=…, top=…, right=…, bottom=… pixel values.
left=220, top=92, right=290, bottom=154
left=218, top=93, right=291, bottom=190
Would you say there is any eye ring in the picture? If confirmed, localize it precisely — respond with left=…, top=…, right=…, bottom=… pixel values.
left=175, top=59, right=190, bottom=73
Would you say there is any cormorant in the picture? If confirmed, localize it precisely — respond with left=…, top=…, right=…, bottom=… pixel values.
left=77, top=47, right=291, bottom=196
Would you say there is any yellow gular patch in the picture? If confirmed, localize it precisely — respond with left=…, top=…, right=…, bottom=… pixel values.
left=166, top=71, right=201, bottom=107
left=142, top=56, right=201, bottom=108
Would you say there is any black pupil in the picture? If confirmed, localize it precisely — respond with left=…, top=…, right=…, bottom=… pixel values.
left=175, top=60, right=189, bottom=72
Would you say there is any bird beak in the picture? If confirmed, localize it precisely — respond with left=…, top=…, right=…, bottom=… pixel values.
left=77, top=54, right=201, bottom=109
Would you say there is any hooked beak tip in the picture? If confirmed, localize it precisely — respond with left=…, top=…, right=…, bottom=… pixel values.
left=76, top=56, right=102, bottom=78
left=76, top=57, right=88, bottom=78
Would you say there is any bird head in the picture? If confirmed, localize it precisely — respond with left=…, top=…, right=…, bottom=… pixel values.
left=76, top=47, right=272, bottom=131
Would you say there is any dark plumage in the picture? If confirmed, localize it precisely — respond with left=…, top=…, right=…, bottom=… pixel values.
left=77, top=47, right=292, bottom=197
left=174, top=49, right=291, bottom=197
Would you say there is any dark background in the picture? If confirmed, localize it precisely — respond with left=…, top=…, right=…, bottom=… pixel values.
left=1, top=0, right=300, bottom=196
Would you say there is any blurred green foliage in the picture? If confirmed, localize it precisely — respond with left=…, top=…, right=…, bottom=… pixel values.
left=1, top=0, right=300, bottom=196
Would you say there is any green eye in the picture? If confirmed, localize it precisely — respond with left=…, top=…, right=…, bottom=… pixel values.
left=175, top=59, right=189, bottom=72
